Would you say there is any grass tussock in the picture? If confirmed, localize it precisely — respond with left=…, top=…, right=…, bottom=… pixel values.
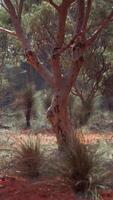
left=14, top=135, right=42, bottom=178
left=61, top=133, right=112, bottom=200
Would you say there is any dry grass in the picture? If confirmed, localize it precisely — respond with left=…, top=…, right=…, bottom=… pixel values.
left=14, top=135, right=43, bottom=178
left=64, top=134, right=93, bottom=192
left=60, top=133, right=113, bottom=200
left=1, top=129, right=113, bottom=200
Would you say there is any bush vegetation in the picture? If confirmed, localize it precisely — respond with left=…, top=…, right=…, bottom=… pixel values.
left=14, top=135, right=42, bottom=178
left=60, top=133, right=112, bottom=199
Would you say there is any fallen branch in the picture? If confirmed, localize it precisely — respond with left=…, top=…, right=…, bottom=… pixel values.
left=0, top=27, right=16, bottom=36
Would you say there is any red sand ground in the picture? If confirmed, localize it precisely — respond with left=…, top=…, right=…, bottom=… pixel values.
left=0, top=175, right=113, bottom=200
left=1, top=131, right=113, bottom=200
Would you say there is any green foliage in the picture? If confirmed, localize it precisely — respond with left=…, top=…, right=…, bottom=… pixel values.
left=0, top=8, right=22, bottom=67
left=70, top=30, right=113, bottom=127
left=23, top=2, right=56, bottom=33
left=14, top=135, right=42, bottom=178
left=0, top=33, right=8, bottom=51
left=90, top=0, right=113, bottom=56
left=0, top=73, right=9, bottom=91
left=0, top=8, right=11, bottom=27
left=1, top=76, right=8, bottom=87
left=23, top=0, right=42, bottom=13
left=43, top=89, right=52, bottom=110
left=101, top=74, right=113, bottom=97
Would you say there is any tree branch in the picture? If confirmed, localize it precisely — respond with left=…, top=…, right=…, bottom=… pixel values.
left=45, top=0, right=60, bottom=11
left=60, top=31, right=83, bottom=54
left=59, top=0, right=86, bottom=54
left=56, top=0, right=75, bottom=48
left=3, top=1, right=30, bottom=48
left=75, top=0, right=85, bottom=34
left=65, top=57, right=84, bottom=93
left=15, top=0, right=19, bottom=13
left=63, top=1, right=86, bottom=92
left=50, top=1, right=73, bottom=87
left=87, top=9, right=113, bottom=46
left=0, top=0, right=10, bottom=13
left=82, top=0, right=92, bottom=31
left=18, top=0, right=25, bottom=21
left=72, top=85, right=85, bottom=104
left=2, top=0, right=53, bottom=86
left=0, top=27, right=16, bottom=36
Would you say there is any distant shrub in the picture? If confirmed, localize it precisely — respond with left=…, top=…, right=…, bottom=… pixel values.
left=23, top=87, right=35, bottom=128
left=14, top=86, right=35, bottom=128
left=14, top=135, right=42, bottom=178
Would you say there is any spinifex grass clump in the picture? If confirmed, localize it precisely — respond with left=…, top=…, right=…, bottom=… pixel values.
left=64, top=134, right=93, bottom=192
left=61, top=133, right=112, bottom=200
left=15, top=135, right=42, bottom=178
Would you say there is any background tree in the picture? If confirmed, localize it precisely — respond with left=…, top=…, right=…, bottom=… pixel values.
left=71, top=39, right=111, bottom=127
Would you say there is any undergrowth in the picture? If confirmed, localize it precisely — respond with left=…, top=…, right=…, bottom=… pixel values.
left=14, top=135, right=43, bottom=178
left=60, top=133, right=112, bottom=200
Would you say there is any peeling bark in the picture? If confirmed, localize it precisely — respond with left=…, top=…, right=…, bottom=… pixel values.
left=47, top=88, right=73, bottom=149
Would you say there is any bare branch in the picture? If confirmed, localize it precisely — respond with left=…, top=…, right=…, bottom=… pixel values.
left=72, top=85, right=85, bottom=104
left=82, top=0, right=92, bottom=31
left=59, top=0, right=86, bottom=54
left=18, top=0, right=25, bottom=21
left=55, top=0, right=75, bottom=48
left=0, top=0, right=10, bottom=13
left=45, top=0, right=60, bottom=11
left=87, top=9, right=113, bottom=46
left=65, top=57, right=84, bottom=93
left=3, top=0, right=29, bottom=49
left=25, top=51, right=53, bottom=85
left=46, top=0, right=75, bottom=12
left=50, top=0, right=74, bottom=87
left=54, top=0, right=77, bottom=49
left=15, top=0, right=19, bottom=13
left=60, top=31, right=83, bottom=54
left=2, top=0, right=53, bottom=86
left=75, top=0, right=85, bottom=34
left=0, top=27, right=16, bottom=36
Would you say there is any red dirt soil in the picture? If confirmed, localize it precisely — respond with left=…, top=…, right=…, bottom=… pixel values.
left=0, top=176, right=113, bottom=200
left=1, top=131, right=113, bottom=200
left=0, top=177, right=76, bottom=200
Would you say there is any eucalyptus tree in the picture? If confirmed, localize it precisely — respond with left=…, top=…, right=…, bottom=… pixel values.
left=71, top=40, right=111, bottom=127
left=0, top=0, right=113, bottom=147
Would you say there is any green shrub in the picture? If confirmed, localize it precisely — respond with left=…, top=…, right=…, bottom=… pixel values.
left=14, top=135, right=42, bottom=178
